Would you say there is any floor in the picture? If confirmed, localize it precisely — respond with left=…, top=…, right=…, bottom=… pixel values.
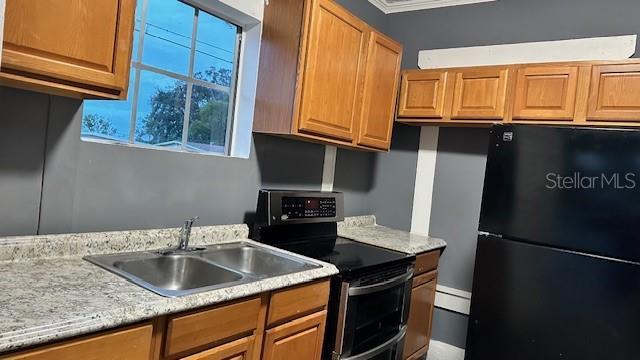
left=426, top=340, right=465, bottom=360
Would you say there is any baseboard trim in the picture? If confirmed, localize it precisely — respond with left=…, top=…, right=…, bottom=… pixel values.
left=434, top=285, right=471, bottom=315
left=427, top=340, right=465, bottom=360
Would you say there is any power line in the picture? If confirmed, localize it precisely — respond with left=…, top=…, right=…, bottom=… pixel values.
left=146, top=22, right=234, bottom=54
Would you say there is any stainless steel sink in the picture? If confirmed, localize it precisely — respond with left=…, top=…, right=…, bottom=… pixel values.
left=85, top=242, right=320, bottom=297
left=199, top=244, right=318, bottom=276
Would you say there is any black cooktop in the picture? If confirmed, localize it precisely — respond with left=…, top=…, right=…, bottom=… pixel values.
left=276, top=236, right=413, bottom=275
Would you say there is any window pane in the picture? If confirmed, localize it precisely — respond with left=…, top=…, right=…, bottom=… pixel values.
left=135, top=70, right=185, bottom=146
left=193, top=10, right=238, bottom=86
left=142, top=0, right=194, bottom=75
left=81, top=70, right=135, bottom=142
left=132, top=0, right=143, bottom=61
left=187, top=85, right=230, bottom=153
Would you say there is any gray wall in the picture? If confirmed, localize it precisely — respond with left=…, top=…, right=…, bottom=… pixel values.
left=0, top=0, right=394, bottom=237
left=385, top=0, right=640, bottom=347
left=388, top=0, right=640, bottom=68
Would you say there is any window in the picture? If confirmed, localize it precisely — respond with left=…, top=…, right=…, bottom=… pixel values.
left=82, top=0, right=241, bottom=155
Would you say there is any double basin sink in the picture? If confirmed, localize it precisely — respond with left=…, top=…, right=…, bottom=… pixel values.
left=85, top=242, right=320, bottom=297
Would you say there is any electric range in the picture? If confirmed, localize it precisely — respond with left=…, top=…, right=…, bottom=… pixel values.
left=252, top=190, right=415, bottom=360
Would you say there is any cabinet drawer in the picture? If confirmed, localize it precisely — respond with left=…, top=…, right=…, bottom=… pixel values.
left=165, top=297, right=261, bottom=358
left=415, top=251, right=440, bottom=276
left=180, top=335, right=255, bottom=360
left=1, top=323, right=153, bottom=360
left=268, top=280, right=330, bottom=326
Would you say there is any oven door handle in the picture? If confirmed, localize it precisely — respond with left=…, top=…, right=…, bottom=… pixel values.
left=341, top=326, right=407, bottom=360
left=348, top=270, right=414, bottom=296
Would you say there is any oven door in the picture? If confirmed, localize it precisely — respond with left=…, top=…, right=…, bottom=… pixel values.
left=336, top=267, right=413, bottom=360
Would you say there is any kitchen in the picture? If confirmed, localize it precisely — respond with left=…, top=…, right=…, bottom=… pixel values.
left=1, top=0, right=640, bottom=359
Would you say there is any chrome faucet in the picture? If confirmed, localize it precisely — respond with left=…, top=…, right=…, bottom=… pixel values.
left=178, top=216, right=199, bottom=250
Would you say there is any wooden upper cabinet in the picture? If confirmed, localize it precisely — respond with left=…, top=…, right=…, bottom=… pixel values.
left=397, top=70, right=449, bottom=119
left=253, top=0, right=400, bottom=151
left=451, top=67, right=510, bottom=120
left=296, top=0, right=369, bottom=142
left=513, top=66, right=580, bottom=120
left=1, top=0, right=135, bottom=99
left=357, top=31, right=403, bottom=150
left=262, top=311, right=327, bottom=360
left=587, top=64, right=640, bottom=121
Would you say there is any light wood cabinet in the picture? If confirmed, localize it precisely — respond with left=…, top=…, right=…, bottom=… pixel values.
left=1, top=0, right=135, bottom=99
left=0, top=280, right=330, bottom=360
left=587, top=63, right=640, bottom=121
left=357, top=32, right=403, bottom=150
left=513, top=65, right=581, bottom=121
left=181, top=336, right=255, bottom=360
left=296, top=0, right=368, bottom=142
left=0, top=323, right=153, bottom=360
left=253, top=0, right=402, bottom=151
left=397, top=59, right=640, bottom=127
left=262, top=311, right=327, bottom=360
left=397, top=70, right=450, bottom=119
left=164, top=297, right=262, bottom=359
left=451, top=67, right=510, bottom=121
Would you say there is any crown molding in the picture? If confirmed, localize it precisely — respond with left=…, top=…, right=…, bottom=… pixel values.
left=368, top=0, right=496, bottom=14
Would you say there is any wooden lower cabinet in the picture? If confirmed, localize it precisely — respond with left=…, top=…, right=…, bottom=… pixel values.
left=181, top=336, right=255, bottom=360
left=262, top=311, right=327, bottom=360
left=403, top=251, right=440, bottom=360
left=0, top=323, right=154, bottom=360
left=403, top=271, right=437, bottom=359
left=0, top=280, right=330, bottom=360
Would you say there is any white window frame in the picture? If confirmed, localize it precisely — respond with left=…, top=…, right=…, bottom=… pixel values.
left=82, top=0, right=263, bottom=159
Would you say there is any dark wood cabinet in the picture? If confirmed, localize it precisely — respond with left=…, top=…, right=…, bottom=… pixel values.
left=404, top=251, right=440, bottom=360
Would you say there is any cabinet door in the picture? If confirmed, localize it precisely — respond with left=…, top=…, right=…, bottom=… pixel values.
left=180, top=336, right=255, bottom=360
left=1, top=323, right=153, bottom=360
left=403, top=271, right=437, bottom=359
left=451, top=68, right=509, bottom=120
left=587, top=64, right=640, bottom=121
left=397, top=71, right=449, bottom=118
left=297, top=0, right=369, bottom=142
left=357, top=31, right=403, bottom=150
left=262, top=311, right=327, bottom=360
left=513, top=66, right=579, bottom=120
left=2, top=0, right=135, bottom=95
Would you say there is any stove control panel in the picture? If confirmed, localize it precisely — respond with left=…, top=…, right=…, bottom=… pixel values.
left=282, top=197, right=336, bottom=219
left=256, top=190, right=344, bottom=225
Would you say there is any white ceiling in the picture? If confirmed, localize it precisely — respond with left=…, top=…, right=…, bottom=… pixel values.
left=367, top=0, right=496, bottom=14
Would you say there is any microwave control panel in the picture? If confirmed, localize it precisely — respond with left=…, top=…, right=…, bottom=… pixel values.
left=281, top=197, right=336, bottom=219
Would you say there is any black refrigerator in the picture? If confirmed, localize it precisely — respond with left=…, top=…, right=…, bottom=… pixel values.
left=465, top=125, right=640, bottom=360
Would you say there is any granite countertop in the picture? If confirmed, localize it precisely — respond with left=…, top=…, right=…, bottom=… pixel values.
left=338, top=215, right=447, bottom=254
left=0, top=225, right=337, bottom=354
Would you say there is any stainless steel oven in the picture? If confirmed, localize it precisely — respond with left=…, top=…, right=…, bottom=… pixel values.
left=251, top=190, right=416, bottom=360
left=332, top=264, right=414, bottom=360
